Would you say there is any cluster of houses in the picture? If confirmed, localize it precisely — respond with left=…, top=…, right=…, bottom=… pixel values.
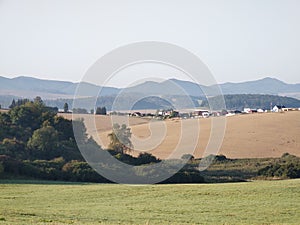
left=128, top=109, right=179, bottom=119
left=243, top=105, right=300, bottom=113
left=124, top=105, right=300, bottom=119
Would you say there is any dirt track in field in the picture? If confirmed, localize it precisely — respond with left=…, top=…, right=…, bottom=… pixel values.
left=62, top=111, right=300, bottom=159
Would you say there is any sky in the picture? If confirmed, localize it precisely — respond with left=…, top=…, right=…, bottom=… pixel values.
left=0, top=0, right=299, bottom=87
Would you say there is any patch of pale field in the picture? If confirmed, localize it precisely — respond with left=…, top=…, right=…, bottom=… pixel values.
left=219, top=111, right=300, bottom=158
left=60, top=113, right=150, bottom=132
left=0, top=109, right=9, bottom=113
left=62, top=111, right=300, bottom=159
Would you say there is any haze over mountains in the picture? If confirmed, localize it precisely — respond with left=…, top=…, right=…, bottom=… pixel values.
left=0, top=76, right=300, bottom=111
left=0, top=76, right=119, bottom=99
left=1, top=76, right=300, bottom=99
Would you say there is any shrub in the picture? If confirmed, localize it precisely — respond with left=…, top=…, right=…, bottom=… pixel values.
left=181, top=154, right=195, bottom=161
left=62, top=160, right=110, bottom=183
left=161, top=169, right=205, bottom=184
left=258, top=162, right=300, bottom=178
left=0, top=162, right=4, bottom=177
left=136, top=152, right=160, bottom=165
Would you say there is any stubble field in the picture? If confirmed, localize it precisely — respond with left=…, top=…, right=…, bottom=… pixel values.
left=65, top=111, right=300, bottom=159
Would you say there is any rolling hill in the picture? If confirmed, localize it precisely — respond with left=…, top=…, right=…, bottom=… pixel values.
left=219, top=77, right=300, bottom=95
left=1, top=75, right=300, bottom=109
left=93, top=111, right=300, bottom=159
left=1, top=76, right=300, bottom=97
left=0, top=76, right=120, bottom=98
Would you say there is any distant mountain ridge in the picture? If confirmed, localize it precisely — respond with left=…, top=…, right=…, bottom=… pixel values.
left=0, top=76, right=120, bottom=99
left=220, top=77, right=300, bottom=95
left=0, top=76, right=300, bottom=99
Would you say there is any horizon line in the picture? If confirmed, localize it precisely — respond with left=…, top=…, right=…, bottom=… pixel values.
left=0, top=74, right=299, bottom=88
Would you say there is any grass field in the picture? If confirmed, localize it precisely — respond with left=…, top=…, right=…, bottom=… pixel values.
left=0, top=179, right=299, bottom=224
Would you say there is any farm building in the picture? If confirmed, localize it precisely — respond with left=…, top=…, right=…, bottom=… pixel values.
left=272, top=105, right=286, bottom=112
left=193, top=110, right=209, bottom=117
left=243, top=108, right=251, bottom=113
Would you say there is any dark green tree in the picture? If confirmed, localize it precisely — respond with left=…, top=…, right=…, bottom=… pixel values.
left=53, top=116, right=74, bottom=140
left=102, top=107, right=107, bottom=115
left=9, top=99, right=16, bottom=109
left=95, top=107, right=107, bottom=115
left=16, top=99, right=30, bottom=107
left=34, top=96, right=44, bottom=105
left=63, top=103, right=69, bottom=113
left=0, top=138, right=26, bottom=159
left=9, top=102, right=45, bottom=130
left=73, top=108, right=88, bottom=114
left=95, top=107, right=101, bottom=115
left=181, top=154, right=195, bottom=161
left=0, top=162, right=3, bottom=177
left=27, top=124, right=59, bottom=160
left=137, top=152, right=160, bottom=165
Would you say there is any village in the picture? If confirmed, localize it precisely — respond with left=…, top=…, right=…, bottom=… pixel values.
left=111, top=104, right=300, bottom=120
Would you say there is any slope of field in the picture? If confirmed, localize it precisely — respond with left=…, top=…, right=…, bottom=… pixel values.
left=82, top=111, right=300, bottom=159
left=61, top=113, right=150, bottom=132
left=0, top=179, right=299, bottom=224
left=219, top=111, right=300, bottom=158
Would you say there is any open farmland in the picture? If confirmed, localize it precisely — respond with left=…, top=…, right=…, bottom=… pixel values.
left=65, top=111, right=300, bottom=159
left=0, top=179, right=299, bottom=225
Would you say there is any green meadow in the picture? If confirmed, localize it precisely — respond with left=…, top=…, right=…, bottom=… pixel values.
left=0, top=179, right=299, bottom=225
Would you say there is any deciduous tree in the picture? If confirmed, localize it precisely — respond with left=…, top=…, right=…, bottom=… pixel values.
left=108, top=124, right=133, bottom=154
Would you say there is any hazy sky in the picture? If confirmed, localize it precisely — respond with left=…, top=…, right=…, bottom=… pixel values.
left=0, top=0, right=299, bottom=87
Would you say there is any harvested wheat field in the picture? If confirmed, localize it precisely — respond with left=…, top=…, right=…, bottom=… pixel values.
left=64, top=111, right=300, bottom=159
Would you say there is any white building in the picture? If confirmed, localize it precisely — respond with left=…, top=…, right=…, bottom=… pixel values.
left=257, top=109, right=264, bottom=113
left=272, top=105, right=285, bottom=112
left=243, top=108, right=251, bottom=113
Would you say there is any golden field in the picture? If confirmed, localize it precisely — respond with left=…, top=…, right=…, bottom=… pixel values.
left=64, top=111, right=300, bottom=159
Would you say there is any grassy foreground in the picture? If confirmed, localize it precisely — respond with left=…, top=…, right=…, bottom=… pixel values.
left=0, top=179, right=299, bottom=225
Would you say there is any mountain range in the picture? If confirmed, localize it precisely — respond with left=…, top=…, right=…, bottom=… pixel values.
left=1, top=76, right=300, bottom=98
left=1, top=75, right=300, bottom=109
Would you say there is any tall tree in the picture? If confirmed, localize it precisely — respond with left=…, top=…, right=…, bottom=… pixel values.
left=34, top=96, right=44, bottom=105
left=63, top=103, right=69, bottom=113
left=27, top=124, right=59, bottom=159
left=9, top=99, right=16, bottom=109
left=95, top=107, right=107, bottom=115
left=102, top=107, right=107, bottom=115
left=108, top=123, right=133, bottom=154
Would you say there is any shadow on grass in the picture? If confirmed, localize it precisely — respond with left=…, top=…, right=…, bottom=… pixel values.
left=0, top=179, right=94, bottom=185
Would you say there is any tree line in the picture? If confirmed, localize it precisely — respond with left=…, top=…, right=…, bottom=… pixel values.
left=0, top=97, right=204, bottom=183
left=200, top=94, right=300, bottom=110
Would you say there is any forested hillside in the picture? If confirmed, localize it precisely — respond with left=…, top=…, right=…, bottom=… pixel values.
left=201, top=94, right=300, bottom=110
